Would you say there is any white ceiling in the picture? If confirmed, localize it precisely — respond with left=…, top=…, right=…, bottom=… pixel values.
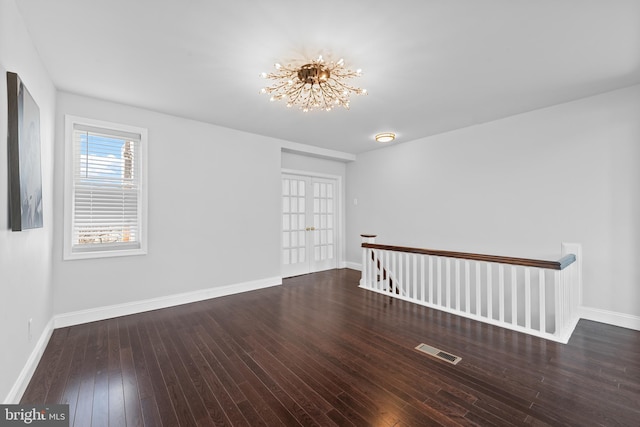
left=16, top=0, right=640, bottom=154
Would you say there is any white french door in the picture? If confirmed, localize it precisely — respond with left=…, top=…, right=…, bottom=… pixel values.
left=282, top=173, right=338, bottom=278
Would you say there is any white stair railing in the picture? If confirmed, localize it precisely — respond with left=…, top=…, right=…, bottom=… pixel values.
left=360, top=235, right=581, bottom=343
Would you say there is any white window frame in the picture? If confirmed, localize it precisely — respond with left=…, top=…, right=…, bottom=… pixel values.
left=63, top=115, right=148, bottom=260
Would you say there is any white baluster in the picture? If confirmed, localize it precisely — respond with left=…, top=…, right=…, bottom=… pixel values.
left=402, top=254, right=411, bottom=297
left=539, top=269, right=546, bottom=334
left=525, top=267, right=531, bottom=329
left=446, top=258, right=451, bottom=308
left=420, top=255, right=426, bottom=302
left=411, top=254, right=418, bottom=299
left=568, top=265, right=573, bottom=327
left=487, top=263, right=493, bottom=320
left=394, top=252, right=404, bottom=295
left=428, top=256, right=434, bottom=304
left=406, top=253, right=411, bottom=297
left=475, top=262, right=481, bottom=316
left=384, top=251, right=389, bottom=293
left=567, top=266, right=572, bottom=330
left=511, top=266, right=518, bottom=326
left=465, top=261, right=471, bottom=314
left=498, top=264, right=505, bottom=323
left=389, top=252, right=398, bottom=293
left=567, top=265, right=573, bottom=327
left=373, top=249, right=379, bottom=289
left=384, top=252, right=389, bottom=290
left=555, top=269, right=563, bottom=336
left=455, top=259, right=461, bottom=311
left=404, top=252, right=409, bottom=297
left=367, top=249, right=376, bottom=288
left=377, top=249, right=384, bottom=291
left=371, top=250, right=377, bottom=289
left=437, top=257, right=443, bottom=306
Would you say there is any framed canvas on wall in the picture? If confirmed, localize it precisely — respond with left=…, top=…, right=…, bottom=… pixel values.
left=6, top=71, right=43, bottom=231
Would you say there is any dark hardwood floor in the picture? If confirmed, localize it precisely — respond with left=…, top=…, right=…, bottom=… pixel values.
left=22, top=269, right=640, bottom=426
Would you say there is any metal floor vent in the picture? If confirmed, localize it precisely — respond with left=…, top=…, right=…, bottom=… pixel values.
left=415, top=343, right=461, bottom=365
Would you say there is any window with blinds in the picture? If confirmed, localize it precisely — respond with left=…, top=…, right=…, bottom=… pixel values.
left=64, top=116, right=147, bottom=259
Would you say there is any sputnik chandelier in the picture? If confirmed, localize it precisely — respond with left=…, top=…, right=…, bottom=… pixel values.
left=260, top=55, right=367, bottom=112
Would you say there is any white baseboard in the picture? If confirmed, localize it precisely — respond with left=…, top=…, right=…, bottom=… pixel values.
left=4, top=318, right=54, bottom=404
left=579, top=306, right=640, bottom=331
left=54, top=276, right=282, bottom=329
left=345, top=261, right=362, bottom=271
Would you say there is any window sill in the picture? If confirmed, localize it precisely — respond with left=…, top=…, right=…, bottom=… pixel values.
left=63, top=246, right=147, bottom=261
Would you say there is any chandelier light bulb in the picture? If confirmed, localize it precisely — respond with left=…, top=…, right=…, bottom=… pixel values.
left=260, top=55, right=367, bottom=112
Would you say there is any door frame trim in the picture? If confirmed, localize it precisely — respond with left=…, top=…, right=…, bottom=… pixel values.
left=281, top=169, right=345, bottom=273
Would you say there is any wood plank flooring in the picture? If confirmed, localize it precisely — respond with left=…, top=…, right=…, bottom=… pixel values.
left=21, top=269, right=640, bottom=426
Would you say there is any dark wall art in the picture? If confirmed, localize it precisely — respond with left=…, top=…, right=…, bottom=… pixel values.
left=7, top=71, right=43, bottom=231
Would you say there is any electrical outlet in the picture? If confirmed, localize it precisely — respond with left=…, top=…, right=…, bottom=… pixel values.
left=28, top=318, right=32, bottom=341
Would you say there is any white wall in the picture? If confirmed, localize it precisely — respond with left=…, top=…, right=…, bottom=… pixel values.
left=281, top=151, right=348, bottom=178
left=53, top=93, right=283, bottom=315
left=0, top=0, right=56, bottom=402
left=347, top=84, right=640, bottom=320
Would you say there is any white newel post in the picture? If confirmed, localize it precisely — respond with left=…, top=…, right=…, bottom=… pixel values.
left=561, top=242, right=582, bottom=341
left=360, top=234, right=377, bottom=288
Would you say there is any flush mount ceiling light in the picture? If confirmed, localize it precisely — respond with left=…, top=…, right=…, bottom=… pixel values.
left=260, top=55, right=367, bottom=112
left=375, top=132, right=396, bottom=143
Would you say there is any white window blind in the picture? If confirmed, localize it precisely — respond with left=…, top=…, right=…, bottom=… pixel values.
left=64, top=116, right=147, bottom=259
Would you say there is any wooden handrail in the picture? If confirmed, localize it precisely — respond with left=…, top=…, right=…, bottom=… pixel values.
left=362, top=243, right=576, bottom=270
